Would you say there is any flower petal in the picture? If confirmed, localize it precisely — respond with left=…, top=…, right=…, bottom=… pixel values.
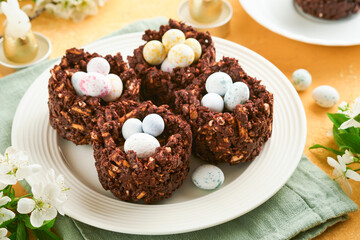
left=337, top=155, right=347, bottom=171
left=339, top=119, right=360, bottom=130
left=0, top=196, right=11, bottom=207
left=30, top=209, right=44, bottom=228
left=17, top=198, right=35, bottom=214
left=0, top=174, right=17, bottom=185
left=342, top=178, right=353, bottom=196
left=42, top=206, right=57, bottom=221
left=327, top=157, right=340, bottom=169
left=0, top=228, right=7, bottom=237
left=346, top=170, right=360, bottom=181
left=352, top=97, right=360, bottom=116
left=15, top=166, right=32, bottom=180
left=0, top=183, right=8, bottom=191
left=0, top=208, right=15, bottom=223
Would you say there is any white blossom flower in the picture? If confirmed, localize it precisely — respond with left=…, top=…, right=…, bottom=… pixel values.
left=0, top=208, right=15, bottom=225
left=0, top=193, right=11, bottom=207
left=17, top=169, right=68, bottom=228
left=339, top=97, right=360, bottom=129
left=337, top=101, right=350, bottom=113
left=0, top=147, right=41, bottom=190
left=327, top=155, right=360, bottom=196
left=0, top=228, right=9, bottom=240
left=342, top=150, right=355, bottom=164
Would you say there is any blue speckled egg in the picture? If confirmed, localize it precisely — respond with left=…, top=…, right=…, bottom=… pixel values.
left=124, top=133, right=160, bottom=158
left=71, top=71, right=86, bottom=96
left=122, top=118, right=143, bottom=140
left=192, top=164, right=225, bottom=190
left=142, top=114, right=165, bottom=137
left=205, top=72, right=233, bottom=96
left=201, top=93, right=224, bottom=113
left=291, top=69, right=312, bottom=91
left=224, top=82, right=250, bottom=111
left=312, top=85, right=339, bottom=108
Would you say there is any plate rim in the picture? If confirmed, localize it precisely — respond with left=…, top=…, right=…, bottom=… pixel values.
left=11, top=32, right=306, bottom=235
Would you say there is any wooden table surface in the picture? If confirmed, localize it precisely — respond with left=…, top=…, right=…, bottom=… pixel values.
left=1, top=0, right=360, bottom=239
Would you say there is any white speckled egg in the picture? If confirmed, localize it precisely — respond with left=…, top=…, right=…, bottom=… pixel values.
left=291, top=69, right=312, bottom=91
left=192, top=164, right=224, bottom=190
left=160, top=57, right=176, bottom=73
left=184, top=38, right=202, bottom=61
left=162, top=29, right=186, bottom=52
left=205, top=72, right=233, bottom=96
left=71, top=71, right=86, bottom=96
left=168, top=44, right=195, bottom=68
left=224, top=82, right=250, bottom=111
left=312, top=85, right=339, bottom=108
left=124, top=133, right=160, bottom=158
left=143, top=40, right=166, bottom=65
left=122, top=118, right=143, bottom=140
left=87, top=57, right=110, bottom=76
left=102, top=74, right=123, bottom=102
left=79, top=72, right=110, bottom=97
left=142, top=114, right=165, bottom=137
left=201, top=93, right=224, bottom=113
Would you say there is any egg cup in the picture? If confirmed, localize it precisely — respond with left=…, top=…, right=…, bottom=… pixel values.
left=175, top=57, right=274, bottom=165
left=127, top=19, right=216, bottom=108
left=92, top=101, right=192, bottom=203
left=48, top=48, right=141, bottom=145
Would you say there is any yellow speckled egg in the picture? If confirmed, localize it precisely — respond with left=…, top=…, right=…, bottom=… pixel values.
left=143, top=40, right=166, bottom=65
left=184, top=38, right=202, bottom=61
left=168, top=44, right=195, bottom=68
left=162, top=29, right=186, bottom=52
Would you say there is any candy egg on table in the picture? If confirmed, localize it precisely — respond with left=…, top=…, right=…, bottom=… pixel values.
left=162, top=29, right=186, bottom=52
left=291, top=69, right=312, bottom=91
left=205, top=72, right=233, bottom=96
left=192, top=164, right=225, bottom=190
left=184, top=38, right=202, bottom=61
left=161, top=57, right=176, bottom=73
left=201, top=93, right=224, bottom=113
left=142, top=114, right=165, bottom=137
left=168, top=44, right=195, bottom=68
left=102, top=74, right=123, bottom=102
left=122, top=118, right=143, bottom=140
left=87, top=57, right=110, bottom=76
left=124, top=133, right=160, bottom=158
left=79, top=72, right=110, bottom=97
left=312, top=85, right=339, bottom=108
left=224, top=82, right=250, bottom=111
left=143, top=40, right=166, bottom=65
left=71, top=71, right=86, bottom=96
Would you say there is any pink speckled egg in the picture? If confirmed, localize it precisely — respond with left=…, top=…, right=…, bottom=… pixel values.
left=79, top=72, right=110, bottom=97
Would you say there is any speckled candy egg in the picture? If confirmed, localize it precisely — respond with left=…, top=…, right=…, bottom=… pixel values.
left=160, top=57, right=176, bottom=73
left=102, top=74, right=123, bottom=102
left=224, top=82, right=250, bottom=111
left=142, top=114, right=165, bottom=137
left=87, top=57, right=110, bottom=76
left=312, top=85, right=339, bottom=108
left=192, top=164, right=224, bottom=190
left=162, top=29, right=185, bottom=52
left=201, top=93, right=224, bottom=113
left=79, top=72, right=110, bottom=97
left=143, top=40, right=166, bottom=65
left=124, top=133, right=160, bottom=158
left=292, top=69, right=312, bottom=91
left=71, top=71, right=86, bottom=96
left=122, top=118, right=143, bottom=140
left=184, top=38, right=202, bottom=61
left=205, top=72, right=233, bottom=96
left=168, top=44, right=195, bottom=68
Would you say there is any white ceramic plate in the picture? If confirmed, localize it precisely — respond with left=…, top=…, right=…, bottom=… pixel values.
left=12, top=32, right=306, bottom=235
left=0, top=32, right=51, bottom=69
left=239, top=0, right=360, bottom=46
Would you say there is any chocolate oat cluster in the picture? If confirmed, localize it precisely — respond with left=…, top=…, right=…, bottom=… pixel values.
left=127, top=19, right=216, bottom=107
left=48, top=48, right=140, bottom=145
left=175, top=57, right=273, bottom=165
left=92, top=101, right=192, bottom=203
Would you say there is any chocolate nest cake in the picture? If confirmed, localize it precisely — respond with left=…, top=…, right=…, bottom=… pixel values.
left=175, top=57, right=273, bottom=165
left=295, top=0, right=360, bottom=20
left=91, top=101, right=192, bottom=203
left=48, top=48, right=141, bottom=145
left=127, top=19, right=216, bottom=108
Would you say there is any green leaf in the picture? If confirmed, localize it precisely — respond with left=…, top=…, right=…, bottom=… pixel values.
left=20, top=214, right=56, bottom=230
left=354, top=113, right=360, bottom=123
left=327, top=113, right=350, bottom=128
left=16, top=221, right=28, bottom=240
left=309, top=144, right=344, bottom=155
left=0, top=217, right=16, bottom=228
left=338, top=133, right=360, bottom=154
left=7, top=222, right=17, bottom=233
left=333, top=126, right=346, bottom=149
left=38, top=219, right=55, bottom=231
left=32, top=229, right=60, bottom=240
left=9, top=233, right=17, bottom=240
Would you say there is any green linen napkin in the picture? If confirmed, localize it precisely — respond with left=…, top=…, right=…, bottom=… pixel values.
left=0, top=17, right=357, bottom=240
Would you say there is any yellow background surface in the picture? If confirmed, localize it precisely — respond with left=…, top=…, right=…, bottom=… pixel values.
left=1, top=0, right=360, bottom=239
